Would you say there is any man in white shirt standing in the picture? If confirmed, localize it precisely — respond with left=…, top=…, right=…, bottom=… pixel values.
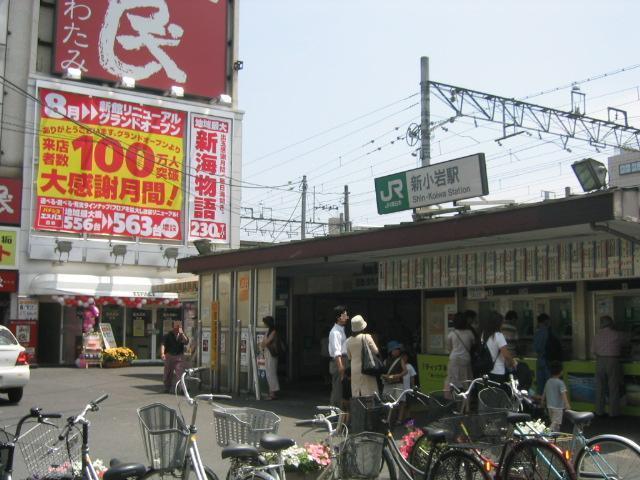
left=328, top=305, right=349, bottom=407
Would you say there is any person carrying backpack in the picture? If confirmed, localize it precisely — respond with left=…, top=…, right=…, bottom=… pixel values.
left=479, top=311, right=516, bottom=385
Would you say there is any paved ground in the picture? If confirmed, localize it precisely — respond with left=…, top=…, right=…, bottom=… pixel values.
left=0, top=366, right=637, bottom=479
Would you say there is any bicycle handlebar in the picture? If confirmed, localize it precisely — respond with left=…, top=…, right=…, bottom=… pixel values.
left=12, top=409, right=62, bottom=442
left=450, top=376, right=500, bottom=399
left=178, top=368, right=231, bottom=405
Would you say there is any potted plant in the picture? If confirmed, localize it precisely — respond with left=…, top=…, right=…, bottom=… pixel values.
left=264, top=443, right=331, bottom=479
left=102, top=347, right=137, bottom=367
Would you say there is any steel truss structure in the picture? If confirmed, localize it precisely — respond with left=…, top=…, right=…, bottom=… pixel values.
left=429, top=80, right=640, bottom=150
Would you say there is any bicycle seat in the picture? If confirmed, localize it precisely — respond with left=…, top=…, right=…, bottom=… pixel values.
left=423, top=428, right=447, bottom=444
left=103, top=462, right=147, bottom=480
left=260, top=434, right=296, bottom=451
left=221, top=444, right=261, bottom=460
left=506, top=412, right=531, bottom=424
left=565, top=410, right=594, bottom=426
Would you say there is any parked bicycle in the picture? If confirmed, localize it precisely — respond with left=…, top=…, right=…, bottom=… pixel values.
left=0, top=407, right=68, bottom=480
left=138, top=367, right=231, bottom=480
left=408, top=376, right=501, bottom=473
left=406, top=376, right=576, bottom=480
left=497, top=375, right=640, bottom=480
left=362, top=387, right=488, bottom=480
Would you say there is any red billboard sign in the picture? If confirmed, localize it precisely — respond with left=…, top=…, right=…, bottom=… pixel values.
left=0, top=178, right=22, bottom=226
left=34, top=88, right=186, bottom=240
left=53, top=0, right=228, bottom=99
left=0, top=270, right=18, bottom=292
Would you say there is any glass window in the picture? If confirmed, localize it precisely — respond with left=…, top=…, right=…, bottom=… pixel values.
left=0, top=328, right=17, bottom=346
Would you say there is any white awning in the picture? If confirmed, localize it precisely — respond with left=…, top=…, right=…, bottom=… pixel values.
left=29, top=273, right=178, bottom=298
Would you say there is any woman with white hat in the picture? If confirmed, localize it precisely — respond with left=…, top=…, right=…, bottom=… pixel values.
left=345, top=315, right=380, bottom=397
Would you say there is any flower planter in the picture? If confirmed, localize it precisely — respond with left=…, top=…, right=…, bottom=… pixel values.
left=102, top=360, right=131, bottom=368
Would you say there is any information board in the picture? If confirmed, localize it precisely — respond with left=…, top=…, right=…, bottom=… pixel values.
left=99, top=323, right=117, bottom=349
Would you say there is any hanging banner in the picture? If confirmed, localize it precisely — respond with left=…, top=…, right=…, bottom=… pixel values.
left=34, top=88, right=186, bottom=240
left=188, top=114, right=231, bottom=243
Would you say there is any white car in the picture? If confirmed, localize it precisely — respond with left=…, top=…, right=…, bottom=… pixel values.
left=0, top=325, right=29, bottom=403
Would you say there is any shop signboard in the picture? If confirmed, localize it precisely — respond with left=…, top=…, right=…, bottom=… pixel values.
left=8, top=320, right=37, bottom=363
left=53, top=0, right=229, bottom=99
left=34, top=88, right=186, bottom=240
left=416, top=354, right=449, bottom=393
left=99, top=323, right=117, bottom=349
left=0, top=177, right=21, bottom=225
left=0, top=230, right=17, bottom=269
left=0, top=270, right=17, bottom=292
left=375, top=153, right=488, bottom=214
left=18, top=298, right=38, bottom=320
left=188, top=114, right=232, bottom=243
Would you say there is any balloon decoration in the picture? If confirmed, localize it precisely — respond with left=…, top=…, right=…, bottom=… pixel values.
left=50, top=295, right=180, bottom=308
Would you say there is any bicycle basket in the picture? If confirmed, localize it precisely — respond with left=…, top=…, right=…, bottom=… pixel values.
left=338, top=432, right=385, bottom=480
left=138, top=403, right=189, bottom=471
left=410, top=390, right=457, bottom=427
left=17, top=420, right=81, bottom=479
left=213, top=407, right=280, bottom=447
left=350, top=396, right=386, bottom=434
left=430, top=411, right=512, bottom=446
left=478, top=387, right=515, bottom=413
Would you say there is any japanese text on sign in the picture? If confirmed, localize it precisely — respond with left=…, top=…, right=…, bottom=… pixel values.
left=375, top=153, right=489, bottom=214
left=35, top=89, right=186, bottom=240
left=54, top=0, right=229, bottom=99
left=188, top=114, right=231, bottom=243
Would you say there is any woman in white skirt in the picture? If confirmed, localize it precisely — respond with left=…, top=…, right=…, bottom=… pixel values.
left=445, top=312, right=475, bottom=392
left=260, top=315, right=280, bottom=400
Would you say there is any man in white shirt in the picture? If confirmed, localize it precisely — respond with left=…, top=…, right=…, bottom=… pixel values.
left=328, top=305, right=349, bottom=407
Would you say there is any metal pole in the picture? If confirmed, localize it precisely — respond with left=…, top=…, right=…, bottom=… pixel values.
left=343, top=185, right=350, bottom=232
left=301, top=175, right=307, bottom=239
left=420, top=56, right=430, bottom=166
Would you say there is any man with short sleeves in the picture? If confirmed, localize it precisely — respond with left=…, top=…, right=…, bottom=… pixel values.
left=328, top=305, right=348, bottom=407
left=592, top=316, right=627, bottom=417
left=161, top=320, right=189, bottom=393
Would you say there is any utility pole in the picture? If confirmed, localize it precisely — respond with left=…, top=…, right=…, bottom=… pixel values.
left=301, top=175, right=307, bottom=240
left=420, top=56, right=430, bottom=166
left=343, top=185, right=350, bottom=232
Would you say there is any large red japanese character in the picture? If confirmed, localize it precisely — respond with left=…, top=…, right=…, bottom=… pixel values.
left=195, top=175, right=217, bottom=197
left=195, top=130, right=218, bottom=152
left=41, top=169, right=67, bottom=194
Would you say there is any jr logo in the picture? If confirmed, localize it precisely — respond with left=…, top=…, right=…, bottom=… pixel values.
left=379, top=179, right=404, bottom=201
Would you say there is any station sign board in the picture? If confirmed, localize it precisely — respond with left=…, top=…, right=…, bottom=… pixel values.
left=375, top=153, right=489, bottom=214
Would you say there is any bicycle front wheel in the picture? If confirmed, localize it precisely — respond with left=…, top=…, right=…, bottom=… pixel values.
left=430, top=449, right=491, bottom=480
left=575, top=435, right=640, bottom=480
left=503, top=439, right=576, bottom=480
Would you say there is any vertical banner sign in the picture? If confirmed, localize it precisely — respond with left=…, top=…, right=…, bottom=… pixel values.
left=35, top=89, right=186, bottom=240
left=210, top=301, right=219, bottom=369
left=53, top=0, right=229, bottom=99
left=0, top=178, right=22, bottom=225
left=188, top=114, right=231, bottom=243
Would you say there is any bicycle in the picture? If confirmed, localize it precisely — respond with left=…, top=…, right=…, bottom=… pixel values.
left=411, top=377, right=577, bottom=480
left=0, top=407, right=68, bottom=480
left=408, top=376, right=501, bottom=474
left=365, top=388, right=490, bottom=480
left=295, top=405, right=388, bottom=480
left=137, top=366, right=232, bottom=480
left=498, top=375, right=640, bottom=480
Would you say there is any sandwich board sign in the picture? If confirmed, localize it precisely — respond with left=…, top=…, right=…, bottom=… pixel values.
left=375, top=153, right=489, bottom=214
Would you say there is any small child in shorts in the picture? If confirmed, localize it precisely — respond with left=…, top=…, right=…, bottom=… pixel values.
left=542, top=361, right=570, bottom=431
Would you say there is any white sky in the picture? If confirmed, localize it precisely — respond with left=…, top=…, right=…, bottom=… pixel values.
left=236, top=0, right=640, bottom=242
